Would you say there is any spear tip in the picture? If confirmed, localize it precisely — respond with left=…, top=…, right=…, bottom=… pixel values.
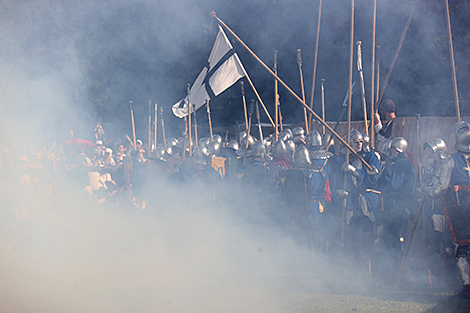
left=209, top=10, right=216, bottom=17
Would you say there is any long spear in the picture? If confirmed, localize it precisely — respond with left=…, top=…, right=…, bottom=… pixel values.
left=187, top=84, right=192, bottom=156
left=130, top=101, right=137, bottom=149
left=183, top=116, right=187, bottom=161
left=370, top=0, right=377, bottom=148
left=154, top=102, right=158, bottom=153
left=274, top=49, right=279, bottom=141
left=445, top=0, right=461, bottom=121
left=243, top=100, right=254, bottom=165
left=160, top=107, right=167, bottom=152
left=308, top=0, right=323, bottom=129
left=206, top=99, right=214, bottom=141
left=341, top=0, right=355, bottom=268
left=297, top=49, right=309, bottom=133
left=148, top=99, right=152, bottom=157
left=321, top=78, right=325, bottom=135
left=357, top=41, right=368, bottom=136
left=211, top=11, right=373, bottom=171
left=193, top=104, right=198, bottom=148
left=241, top=81, right=249, bottom=132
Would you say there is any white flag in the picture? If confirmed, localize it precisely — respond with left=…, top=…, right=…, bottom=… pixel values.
left=172, top=25, right=247, bottom=118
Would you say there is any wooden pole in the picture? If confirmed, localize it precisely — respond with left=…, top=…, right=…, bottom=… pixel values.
left=182, top=116, right=187, bottom=161
left=274, top=49, right=279, bottom=141
left=241, top=81, right=249, bottom=132
left=154, top=102, right=158, bottom=152
left=148, top=99, right=151, bottom=157
left=212, top=12, right=373, bottom=171
left=356, top=41, right=369, bottom=136
left=245, top=72, right=275, bottom=128
left=160, top=107, right=167, bottom=152
left=321, top=79, right=326, bottom=135
left=341, top=0, right=355, bottom=267
left=130, top=101, right=137, bottom=149
left=187, top=84, right=192, bottom=156
left=206, top=100, right=214, bottom=141
left=308, top=0, right=323, bottom=129
left=297, top=49, right=309, bottom=133
left=193, top=104, right=198, bottom=148
left=375, top=45, right=381, bottom=115
left=370, top=0, right=377, bottom=148
left=445, top=0, right=461, bottom=121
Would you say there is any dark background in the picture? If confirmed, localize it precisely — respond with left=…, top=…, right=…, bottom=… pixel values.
left=1, top=0, right=469, bottom=143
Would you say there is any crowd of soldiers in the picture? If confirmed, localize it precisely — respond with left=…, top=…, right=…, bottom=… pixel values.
left=1, top=104, right=470, bottom=298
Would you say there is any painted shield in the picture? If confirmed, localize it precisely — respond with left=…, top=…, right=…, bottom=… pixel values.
left=442, top=185, right=470, bottom=245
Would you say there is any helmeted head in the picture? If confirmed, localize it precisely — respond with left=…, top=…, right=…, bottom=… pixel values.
left=424, top=137, right=449, bottom=160
left=362, top=134, right=370, bottom=152
left=294, top=145, right=311, bottom=166
left=391, top=137, right=408, bottom=157
left=350, top=129, right=364, bottom=152
left=306, top=129, right=322, bottom=150
left=193, top=144, right=210, bottom=165
left=208, top=141, right=221, bottom=157
left=153, top=145, right=166, bottom=161
left=272, top=140, right=287, bottom=158
left=377, top=138, right=392, bottom=159
left=241, top=134, right=255, bottom=149
left=321, top=133, right=334, bottom=151
left=212, top=134, right=223, bottom=144
left=226, top=139, right=239, bottom=151
left=166, top=137, right=179, bottom=148
left=278, top=129, right=292, bottom=142
left=454, top=121, right=470, bottom=153
left=285, top=140, right=296, bottom=158
left=292, top=127, right=306, bottom=144
left=199, top=137, right=211, bottom=147
left=252, top=141, right=266, bottom=159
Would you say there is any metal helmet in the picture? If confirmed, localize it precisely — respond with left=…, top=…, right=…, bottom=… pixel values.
left=199, top=137, right=211, bottom=147
left=272, top=140, right=287, bottom=158
left=226, top=139, right=239, bottom=151
left=241, top=134, right=255, bottom=149
left=350, top=129, right=363, bottom=143
left=278, top=129, right=292, bottom=141
left=285, top=140, right=296, bottom=158
left=455, top=121, right=470, bottom=153
left=153, top=145, right=166, bottom=161
left=377, top=138, right=392, bottom=158
left=292, top=127, right=305, bottom=138
left=391, top=137, right=408, bottom=154
left=252, top=141, right=266, bottom=158
left=424, top=138, right=449, bottom=159
left=239, top=131, right=247, bottom=144
left=362, top=134, right=370, bottom=152
left=212, top=134, right=223, bottom=144
left=306, top=129, right=322, bottom=149
left=193, top=144, right=209, bottom=165
left=208, top=141, right=221, bottom=156
left=166, top=137, right=179, bottom=148
left=294, top=145, right=311, bottom=166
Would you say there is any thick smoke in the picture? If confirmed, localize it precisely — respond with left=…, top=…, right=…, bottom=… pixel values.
left=0, top=0, right=468, bottom=312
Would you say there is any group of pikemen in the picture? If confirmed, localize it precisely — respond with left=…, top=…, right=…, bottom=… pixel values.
left=1, top=98, right=469, bottom=298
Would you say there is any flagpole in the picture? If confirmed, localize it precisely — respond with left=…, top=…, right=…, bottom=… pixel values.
left=241, top=81, right=249, bottom=133
left=211, top=11, right=373, bottom=171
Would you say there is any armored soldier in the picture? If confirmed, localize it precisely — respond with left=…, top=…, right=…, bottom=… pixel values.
left=377, top=136, right=416, bottom=275
left=339, top=129, right=381, bottom=271
left=422, top=122, right=470, bottom=298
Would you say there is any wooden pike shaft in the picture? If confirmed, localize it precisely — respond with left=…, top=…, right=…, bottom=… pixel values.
left=370, top=0, right=377, bottom=148
left=341, top=0, right=355, bottom=268
left=308, top=0, right=323, bottom=129
left=183, top=116, right=187, bottom=161
left=445, top=0, right=461, bottom=121
left=297, top=49, right=309, bottom=133
left=321, top=79, right=325, bottom=135
left=193, top=104, right=198, bottom=148
left=206, top=100, right=213, bottom=141
left=130, top=101, right=137, bottom=149
left=241, top=82, right=249, bottom=132
left=154, top=102, right=158, bottom=152
left=356, top=41, right=369, bottom=137
left=375, top=45, right=381, bottom=115
left=274, top=49, right=279, bottom=141
left=212, top=12, right=373, bottom=171
left=187, top=84, right=192, bottom=156
left=148, top=99, right=152, bottom=157
left=161, top=107, right=167, bottom=151
left=245, top=72, right=275, bottom=128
